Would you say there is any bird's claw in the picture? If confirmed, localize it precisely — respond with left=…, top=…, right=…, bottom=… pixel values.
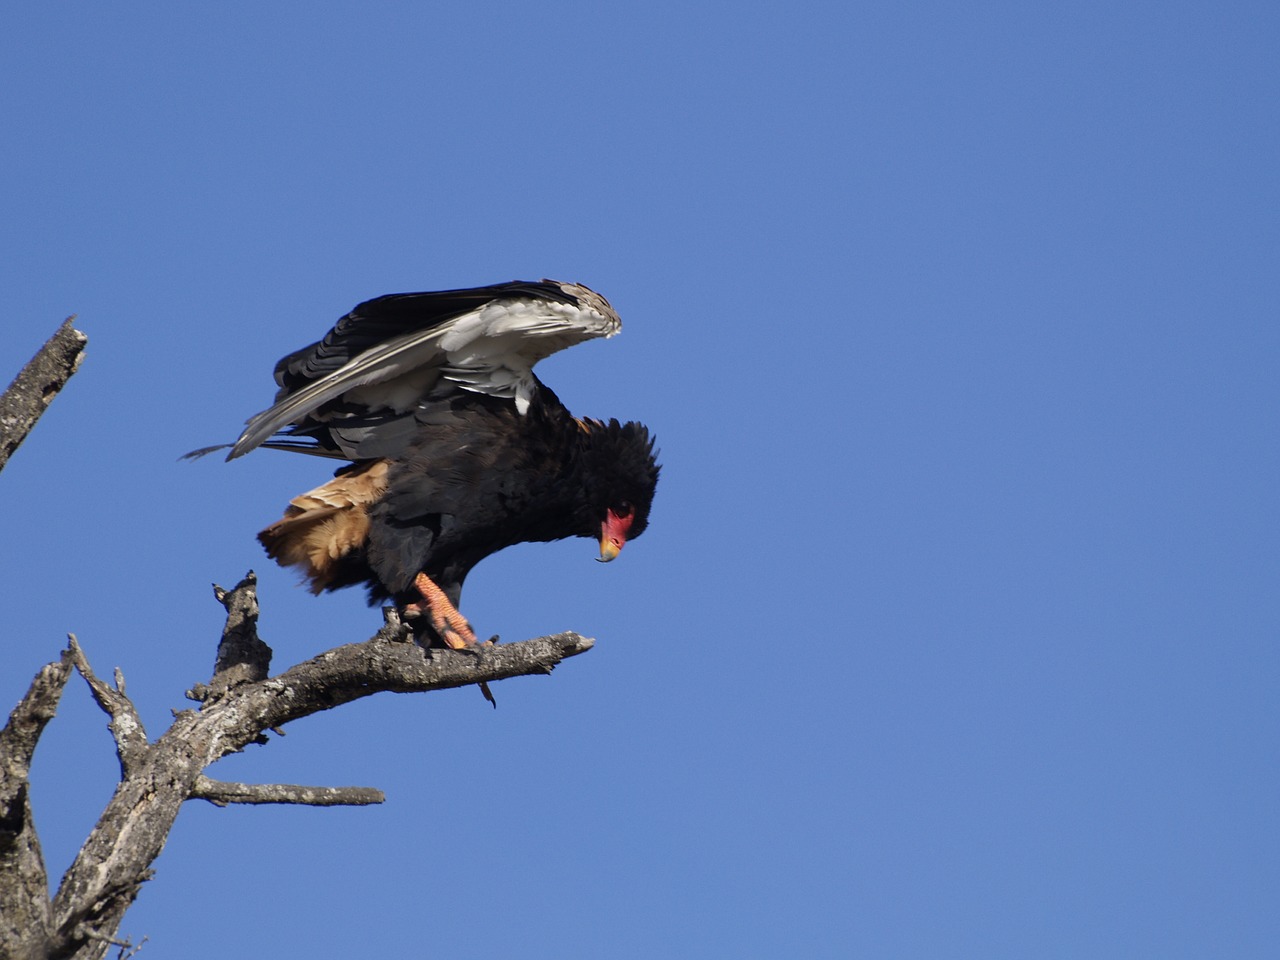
left=409, top=572, right=497, bottom=707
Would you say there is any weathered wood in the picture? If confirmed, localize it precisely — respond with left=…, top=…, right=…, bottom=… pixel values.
left=191, top=776, right=385, bottom=807
left=5, top=575, right=595, bottom=960
left=208, top=571, right=272, bottom=696
left=0, top=652, right=75, bottom=960
left=0, top=318, right=86, bottom=473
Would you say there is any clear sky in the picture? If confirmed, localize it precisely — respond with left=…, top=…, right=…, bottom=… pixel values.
left=2, top=2, right=1277, bottom=957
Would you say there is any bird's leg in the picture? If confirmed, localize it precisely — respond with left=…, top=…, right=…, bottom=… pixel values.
left=410, top=573, right=477, bottom=649
left=408, top=573, right=496, bottom=708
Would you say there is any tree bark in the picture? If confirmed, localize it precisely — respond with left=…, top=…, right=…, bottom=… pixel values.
left=0, top=318, right=87, bottom=473
left=2, top=576, right=593, bottom=960
left=1, top=652, right=75, bottom=960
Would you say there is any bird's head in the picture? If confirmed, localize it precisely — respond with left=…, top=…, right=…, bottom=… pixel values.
left=578, top=418, right=660, bottom=562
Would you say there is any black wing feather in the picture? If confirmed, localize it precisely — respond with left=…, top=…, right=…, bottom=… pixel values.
left=225, top=279, right=616, bottom=462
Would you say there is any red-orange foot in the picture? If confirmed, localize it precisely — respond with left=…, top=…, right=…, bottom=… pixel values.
left=409, top=573, right=496, bottom=708
left=411, top=573, right=478, bottom=649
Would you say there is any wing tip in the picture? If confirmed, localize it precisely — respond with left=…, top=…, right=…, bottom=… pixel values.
left=180, top=443, right=233, bottom=462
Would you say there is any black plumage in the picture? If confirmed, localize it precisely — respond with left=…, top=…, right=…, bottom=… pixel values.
left=223, top=280, right=659, bottom=648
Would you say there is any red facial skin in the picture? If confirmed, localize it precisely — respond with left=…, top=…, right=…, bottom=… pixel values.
left=597, top=506, right=635, bottom=562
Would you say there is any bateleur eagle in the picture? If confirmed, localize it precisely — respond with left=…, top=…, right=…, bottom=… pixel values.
left=213, top=280, right=659, bottom=661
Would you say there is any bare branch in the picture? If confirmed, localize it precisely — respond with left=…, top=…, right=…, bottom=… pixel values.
left=5, top=569, right=595, bottom=960
left=1, top=649, right=75, bottom=787
left=248, top=630, right=594, bottom=731
left=74, top=924, right=134, bottom=950
left=0, top=317, right=87, bottom=474
left=1, top=651, right=76, bottom=960
left=45, top=601, right=593, bottom=960
left=207, top=572, right=272, bottom=697
left=191, top=776, right=385, bottom=807
left=67, top=636, right=149, bottom=777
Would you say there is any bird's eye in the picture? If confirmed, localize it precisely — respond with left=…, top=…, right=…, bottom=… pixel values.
left=615, top=500, right=633, bottom=517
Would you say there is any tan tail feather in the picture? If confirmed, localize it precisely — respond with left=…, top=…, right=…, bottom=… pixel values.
left=258, top=460, right=390, bottom=592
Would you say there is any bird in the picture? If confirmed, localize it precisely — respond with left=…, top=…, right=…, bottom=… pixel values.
left=203, top=280, right=659, bottom=680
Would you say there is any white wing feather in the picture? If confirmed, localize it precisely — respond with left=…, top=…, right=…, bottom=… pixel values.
left=230, top=288, right=618, bottom=458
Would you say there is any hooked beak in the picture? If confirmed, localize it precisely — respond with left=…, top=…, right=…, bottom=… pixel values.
left=597, top=508, right=633, bottom=562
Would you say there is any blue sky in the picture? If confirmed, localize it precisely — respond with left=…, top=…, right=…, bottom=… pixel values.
left=2, top=1, right=1277, bottom=957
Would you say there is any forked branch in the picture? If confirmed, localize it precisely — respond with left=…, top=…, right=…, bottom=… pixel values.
left=15, top=574, right=593, bottom=960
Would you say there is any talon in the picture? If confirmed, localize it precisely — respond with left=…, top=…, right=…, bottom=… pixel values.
left=439, top=627, right=472, bottom=651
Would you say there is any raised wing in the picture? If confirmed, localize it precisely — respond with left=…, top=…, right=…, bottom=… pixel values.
left=227, top=280, right=620, bottom=461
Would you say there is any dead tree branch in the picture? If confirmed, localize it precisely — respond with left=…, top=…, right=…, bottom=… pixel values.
left=66, top=638, right=150, bottom=778
left=209, top=572, right=272, bottom=693
left=191, top=776, right=385, bottom=807
left=0, top=573, right=592, bottom=960
left=0, top=318, right=87, bottom=473
left=1, top=652, right=76, bottom=960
